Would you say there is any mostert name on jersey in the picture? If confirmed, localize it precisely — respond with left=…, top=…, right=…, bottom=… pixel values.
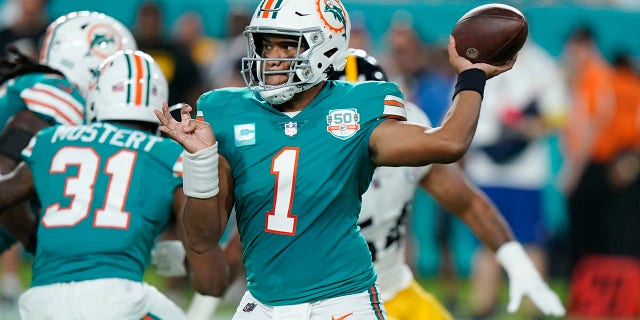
left=50, top=123, right=162, bottom=152
left=326, top=108, right=360, bottom=140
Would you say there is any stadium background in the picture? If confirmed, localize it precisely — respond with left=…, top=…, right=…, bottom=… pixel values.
left=0, top=0, right=639, bottom=319
left=37, top=0, right=640, bottom=60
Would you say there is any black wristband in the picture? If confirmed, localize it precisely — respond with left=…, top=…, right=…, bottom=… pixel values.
left=0, top=126, right=35, bottom=162
left=452, top=68, right=487, bottom=100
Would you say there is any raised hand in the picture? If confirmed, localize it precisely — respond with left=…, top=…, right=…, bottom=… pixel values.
left=155, top=102, right=216, bottom=154
left=448, top=36, right=516, bottom=79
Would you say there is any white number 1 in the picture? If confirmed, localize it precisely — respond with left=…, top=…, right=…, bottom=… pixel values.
left=266, top=147, right=299, bottom=235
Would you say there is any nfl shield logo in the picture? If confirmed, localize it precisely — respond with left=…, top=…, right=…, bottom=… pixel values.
left=243, top=302, right=257, bottom=312
left=284, top=122, right=298, bottom=137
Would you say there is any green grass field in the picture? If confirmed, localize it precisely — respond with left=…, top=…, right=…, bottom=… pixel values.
left=2, top=259, right=569, bottom=320
left=145, top=267, right=570, bottom=320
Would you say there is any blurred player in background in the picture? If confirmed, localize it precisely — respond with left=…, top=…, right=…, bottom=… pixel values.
left=0, top=12, right=138, bottom=314
left=184, top=49, right=565, bottom=320
left=0, top=10, right=138, bottom=251
left=0, top=50, right=228, bottom=319
left=462, top=38, right=569, bottom=318
left=333, top=49, right=564, bottom=320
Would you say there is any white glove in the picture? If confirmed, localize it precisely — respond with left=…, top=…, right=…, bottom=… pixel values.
left=151, top=240, right=187, bottom=277
left=497, top=241, right=566, bottom=317
left=186, top=293, right=221, bottom=320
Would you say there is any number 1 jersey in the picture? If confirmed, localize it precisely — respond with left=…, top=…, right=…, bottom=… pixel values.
left=198, top=80, right=407, bottom=305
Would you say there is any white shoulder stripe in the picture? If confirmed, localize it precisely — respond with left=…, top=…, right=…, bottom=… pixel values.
left=26, top=105, right=74, bottom=125
left=21, top=85, right=84, bottom=125
left=384, top=95, right=404, bottom=104
left=383, top=105, right=407, bottom=120
left=33, top=83, right=83, bottom=115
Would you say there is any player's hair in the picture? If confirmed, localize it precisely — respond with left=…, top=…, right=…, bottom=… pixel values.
left=0, top=46, right=63, bottom=85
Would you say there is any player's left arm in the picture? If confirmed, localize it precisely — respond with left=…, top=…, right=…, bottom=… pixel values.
left=420, top=163, right=565, bottom=317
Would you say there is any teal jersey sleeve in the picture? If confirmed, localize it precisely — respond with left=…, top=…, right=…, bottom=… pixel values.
left=0, top=73, right=85, bottom=130
left=23, top=123, right=182, bottom=287
left=197, top=81, right=407, bottom=305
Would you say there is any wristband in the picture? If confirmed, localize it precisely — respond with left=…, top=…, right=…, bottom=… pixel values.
left=183, top=143, right=219, bottom=198
left=452, top=68, right=487, bottom=100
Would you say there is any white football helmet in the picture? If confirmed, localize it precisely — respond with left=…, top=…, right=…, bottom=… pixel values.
left=86, top=50, right=168, bottom=124
left=39, top=11, right=137, bottom=97
left=242, top=0, right=351, bottom=104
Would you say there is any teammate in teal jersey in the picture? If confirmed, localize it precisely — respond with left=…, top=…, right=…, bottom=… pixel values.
left=0, top=50, right=229, bottom=319
left=0, top=11, right=138, bottom=250
left=156, top=0, right=514, bottom=319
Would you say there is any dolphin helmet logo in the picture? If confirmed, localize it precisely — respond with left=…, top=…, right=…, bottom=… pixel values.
left=85, top=23, right=123, bottom=59
left=86, top=34, right=116, bottom=57
left=316, top=0, right=348, bottom=37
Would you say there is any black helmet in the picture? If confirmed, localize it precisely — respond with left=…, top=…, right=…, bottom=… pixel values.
left=329, top=49, right=388, bottom=82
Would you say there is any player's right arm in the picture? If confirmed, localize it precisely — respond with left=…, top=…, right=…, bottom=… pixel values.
left=0, top=161, right=35, bottom=211
left=155, top=103, right=231, bottom=253
left=0, top=109, right=52, bottom=174
left=0, top=110, right=51, bottom=249
left=370, top=37, right=516, bottom=167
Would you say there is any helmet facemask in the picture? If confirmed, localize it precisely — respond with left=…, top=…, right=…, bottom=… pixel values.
left=241, top=0, right=351, bottom=105
left=242, top=28, right=324, bottom=105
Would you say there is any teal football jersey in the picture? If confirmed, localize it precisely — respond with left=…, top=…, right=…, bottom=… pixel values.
left=21, top=122, right=183, bottom=287
left=0, top=73, right=85, bottom=129
left=198, top=80, right=407, bottom=305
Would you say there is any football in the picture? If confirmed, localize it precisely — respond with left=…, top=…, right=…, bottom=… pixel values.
left=451, top=3, right=528, bottom=65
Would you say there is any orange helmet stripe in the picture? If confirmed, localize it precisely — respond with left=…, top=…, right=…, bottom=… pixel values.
left=261, top=0, right=276, bottom=18
left=133, top=54, right=144, bottom=106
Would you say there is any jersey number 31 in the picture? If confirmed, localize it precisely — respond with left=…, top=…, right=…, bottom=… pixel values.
left=42, top=147, right=136, bottom=229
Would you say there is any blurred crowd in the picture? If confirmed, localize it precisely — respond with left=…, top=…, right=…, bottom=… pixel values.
left=0, top=0, right=638, bottom=319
